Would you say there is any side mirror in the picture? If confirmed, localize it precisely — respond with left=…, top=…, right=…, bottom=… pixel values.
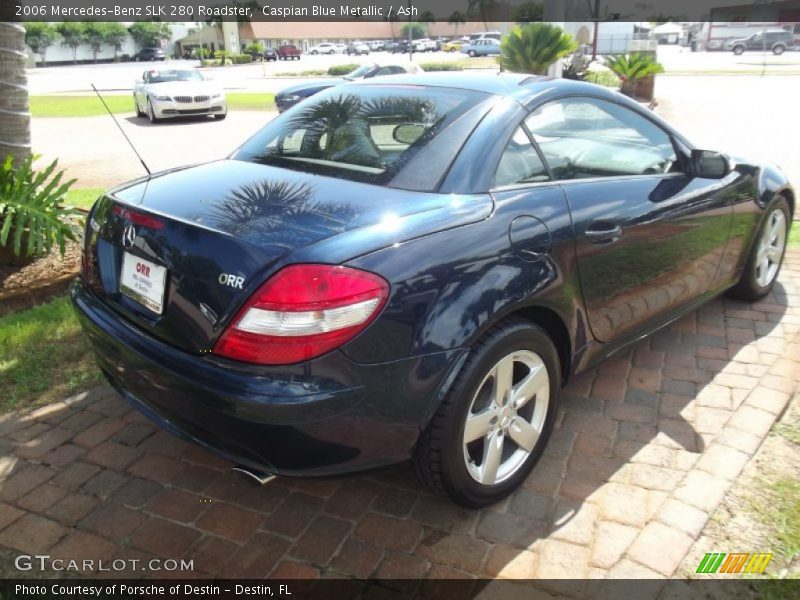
left=691, top=150, right=731, bottom=179
left=392, top=124, right=425, bottom=145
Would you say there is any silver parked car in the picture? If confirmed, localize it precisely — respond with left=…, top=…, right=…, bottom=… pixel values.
left=133, top=69, right=227, bottom=123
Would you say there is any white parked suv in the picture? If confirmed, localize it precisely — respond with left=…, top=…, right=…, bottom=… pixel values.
left=413, top=39, right=437, bottom=52
left=308, top=43, right=338, bottom=55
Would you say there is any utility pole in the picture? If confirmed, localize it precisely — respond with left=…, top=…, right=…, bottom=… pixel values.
left=408, top=0, right=413, bottom=62
left=591, top=0, right=600, bottom=60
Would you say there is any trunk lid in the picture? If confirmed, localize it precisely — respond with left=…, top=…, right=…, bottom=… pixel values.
left=83, top=159, right=491, bottom=353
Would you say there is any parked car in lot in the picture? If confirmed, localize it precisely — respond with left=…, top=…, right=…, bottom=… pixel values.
left=412, top=38, right=437, bottom=52
left=461, top=38, right=501, bottom=57
left=443, top=40, right=463, bottom=52
left=76, top=74, right=793, bottom=507
left=726, top=30, right=796, bottom=55
left=133, top=68, right=226, bottom=123
left=369, top=40, right=385, bottom=51
left=346, top=42, right=370, bottom=55
left=390, top=40, right=413, bottom=54
left=274, top=62, right=421, bottom=112
left=133, top=47, right=165, bottom=62
left=277, top=45, right=301, bottom=60
left=247, top=47, right=278, bottom=62
left=308, top=43, right=337, bottom=55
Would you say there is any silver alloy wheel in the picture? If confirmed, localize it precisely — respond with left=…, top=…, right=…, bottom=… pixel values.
left=462, top=350, right=550, bottom=485
left=755, top=208, right=787, bottom=287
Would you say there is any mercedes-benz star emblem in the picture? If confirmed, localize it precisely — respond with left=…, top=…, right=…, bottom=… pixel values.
left=122, top=223, right=137, bottom=249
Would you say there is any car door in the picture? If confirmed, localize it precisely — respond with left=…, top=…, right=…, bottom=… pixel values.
left=525, top=96, right=733, bottom=343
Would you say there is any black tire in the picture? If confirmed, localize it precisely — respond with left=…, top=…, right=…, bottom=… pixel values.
left=727, top=196, right=791, bottom=302
left=214, top=113, right=227, bottom=120
left=412, top=317, right=561, bottom=508
left=469, top=50, right=477, bottom=57
left=732, top=45, right=745, bottom=55
left=773, top=44, right=785, bottom=55
left=134, top=96, right=144, bottom=118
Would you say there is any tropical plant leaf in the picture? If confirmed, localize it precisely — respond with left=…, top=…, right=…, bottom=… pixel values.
left=499, top=23, right=578, bottom=75
left=604, top=52, right=664, bottom=83
left=0, top=154, right=79, bottom=261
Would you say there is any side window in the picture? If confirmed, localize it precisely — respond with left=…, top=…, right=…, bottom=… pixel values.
left=493, top=126, right=550, bottom=187
left=525, top=98, right=679, bottom=180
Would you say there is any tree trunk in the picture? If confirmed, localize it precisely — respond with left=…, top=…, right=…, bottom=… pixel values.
left=0, top=22, right=31, bottom=166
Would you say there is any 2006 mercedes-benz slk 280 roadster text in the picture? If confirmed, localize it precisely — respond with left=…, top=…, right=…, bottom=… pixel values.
left=73, top=75, right=793, bottom=507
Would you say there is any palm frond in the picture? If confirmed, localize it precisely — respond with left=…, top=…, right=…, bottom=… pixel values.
left=499, top=23, right=578, bottom=75
left=0, top=154, right=79, bottom=260
left=604, top=52, right=664, bottom=82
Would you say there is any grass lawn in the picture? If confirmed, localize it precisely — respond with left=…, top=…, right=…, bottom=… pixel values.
left=0, top=295, right=102, bottom=414
left=30, top=92, right=276, bottom=118
left=64, top=187, right=105, bottom=210
left=752, top=414, right=800, bottom=575
left=789, top=224, right=799, bottom=248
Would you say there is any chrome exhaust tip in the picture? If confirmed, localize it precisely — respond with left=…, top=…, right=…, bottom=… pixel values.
left=232, top=465, right=277, bottom=486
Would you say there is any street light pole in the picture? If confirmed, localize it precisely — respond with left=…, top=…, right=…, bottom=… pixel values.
left=408, top=0, right=412, bottom=62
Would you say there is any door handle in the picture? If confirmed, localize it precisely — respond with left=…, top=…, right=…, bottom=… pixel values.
left=585, top=222, right=623, bottom=244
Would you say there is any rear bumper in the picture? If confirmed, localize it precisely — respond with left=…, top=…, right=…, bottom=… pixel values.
left=71, top=278, right=463, bottom=476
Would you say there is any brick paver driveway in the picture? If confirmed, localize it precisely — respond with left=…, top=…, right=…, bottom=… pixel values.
left=1, top=250, right=798, bottom=588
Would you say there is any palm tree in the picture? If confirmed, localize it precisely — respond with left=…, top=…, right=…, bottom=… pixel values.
left=499, top=23, right=577, bottom=75
left=0, top=22, right=30, bottom=165
left=604, top=53, right=664, bottom=97
left=467, top=0, right=498, bottom=29
left=448, top=11, right=466, bottom=36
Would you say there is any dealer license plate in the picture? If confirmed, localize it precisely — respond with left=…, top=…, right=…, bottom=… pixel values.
left=120, top=252, right=167, bottom=314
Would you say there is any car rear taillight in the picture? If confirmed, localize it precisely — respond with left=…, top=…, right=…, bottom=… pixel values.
left=113, top=206, right=165, bottom=230
left=213, top=265, right=389, bottom=365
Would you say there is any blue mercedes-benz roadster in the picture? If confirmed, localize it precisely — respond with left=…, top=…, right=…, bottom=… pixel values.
left=73, top=74, right=793, bottom=507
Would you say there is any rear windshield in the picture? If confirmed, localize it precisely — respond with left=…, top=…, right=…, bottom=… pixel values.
left=233, top=84, right=489, bottom=190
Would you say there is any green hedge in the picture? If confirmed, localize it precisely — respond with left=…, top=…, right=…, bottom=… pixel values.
left=420, top=62, right=463, bottom=72
left=327, top=63, right=359, bottom=76
left=231, top=53, right=253, bottom=64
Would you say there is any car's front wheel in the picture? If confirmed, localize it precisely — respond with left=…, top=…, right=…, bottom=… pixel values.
left=732, top=45, right=745, bottom=55
left=773, top=44, right=786, bottom=55
left=134, top=96, right=144, bottom=118
left=214, top=112, right=227, bottom=120
left=413, top=318, right=560, bottom=508
left=147, top=99, right=160, bottom=124
left=468, top=50, right=477, bottom=57
left=728, top=196, right=790, bottom=301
